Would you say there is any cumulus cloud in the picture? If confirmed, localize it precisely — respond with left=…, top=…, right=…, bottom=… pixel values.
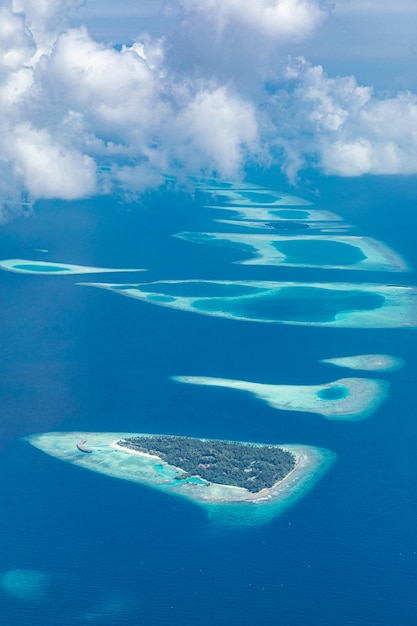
left=174, top=86, right=259, bottom=175
left=11, top=0, right=84, bottom=55
left=11, top=123, right=97, bottom=198
left=177, top=0, right=329, bottom=40
left=2, top=0, right=417, bottom=217
left=270, top=58, right=417, bottom=177
left=167, top=0, right=332, bottom=94
left=0, top=6, right=35, bottom=70
left=319, top=92, right=417, bottom=176
left=0, top=2, right=262, bottom=216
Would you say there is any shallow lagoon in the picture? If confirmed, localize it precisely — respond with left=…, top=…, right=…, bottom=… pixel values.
left=79, top=279, right=417, bottom=328
left=210, top=206, right=342, bottom=222
left=205, top=188, right=313, bottom=207
left=176, top=233, right=410, bottom=272
left=213, top=218, right=352, bottom=234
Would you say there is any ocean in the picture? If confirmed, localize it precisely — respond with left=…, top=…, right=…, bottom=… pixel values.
left=0, top=172, right=416, bottom=625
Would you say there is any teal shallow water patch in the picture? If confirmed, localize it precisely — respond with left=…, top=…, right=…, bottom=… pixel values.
left=272, top=210, right=311, bottom=219
left=209, top=206, right=342, bottom=222
left=1, top=569, right=51, bottom=602
left=12, top=264, right=70, bottom=272
left=146, top=295, right=176, bottom=303
left=317, top=386, right=349, bottom=400
left=236, top=192, right=294, bottom=205
left=271, top=239, right=365, bottom=266
left=218, top=287, right=385, bottom=324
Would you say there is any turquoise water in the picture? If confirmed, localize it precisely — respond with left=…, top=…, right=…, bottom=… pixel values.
left=155, top=462, right=209, bottom=486
left=271, top=209, right=311, bottom=219
left=193, top=287, right=385, bottom=322
left=141, top=281, right=265, bottom=298
left=233, top=191, right=285, bottom=204
left=154, top=463, right=178, bottom=479
left=271, top=239, right=366, bottom=266
left=318, top=386, right=349, bottom=400
left=175, top=476, right=208, bottom=486
left=12, top=264, right=70, bottom=272
left=147, top=294, right=176, bottom=303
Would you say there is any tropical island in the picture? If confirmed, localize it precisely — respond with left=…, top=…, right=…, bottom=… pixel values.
left=24, top=431, right=335, bottom=527
left=116, top=435, right=296, bottom=493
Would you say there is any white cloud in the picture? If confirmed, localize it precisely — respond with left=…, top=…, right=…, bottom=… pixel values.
left=11, top=0, right=84, bottom=55
left=0, top=5, right=260, bottom=212
left=319, top=92, right=417, bottom=176
left=178, top=0, right=330, bottom=39
left=36, top=27, right=166, bottom=139
left=335, top=0, right=417, bottom=15
left=0, top=6, right=35, bottom=70
left=271, top=59, right=417, bottom=177
left=10, top=123, right=97, bottom=198
left=174, top=86, right=259, bottom=176
left=3, top=0, right=417, bottom=216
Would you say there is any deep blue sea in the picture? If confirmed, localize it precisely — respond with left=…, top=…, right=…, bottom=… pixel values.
left=0, top=173, right=417, bottom=625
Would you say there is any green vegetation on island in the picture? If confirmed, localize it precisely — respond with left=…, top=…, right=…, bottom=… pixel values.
left=117, top=435, right=296, bottom=493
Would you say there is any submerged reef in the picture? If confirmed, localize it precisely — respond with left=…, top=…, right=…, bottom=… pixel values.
left=0, top=259, right=145, bottom=275
left=78, top=279, right=417, bottom=329
left=205, top=188, right=312, bottom=207
left=1, top=569, right=50, bottom=602
left=173, top=376, right=389, bottom=421
left=320, top=354, right=405, bottom=372
left=175, top=233, right=410, bottom=272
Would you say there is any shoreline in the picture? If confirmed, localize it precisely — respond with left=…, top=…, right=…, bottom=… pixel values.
left=110, top=440, right=162, bottom=461
left=25, top=432, right=335, bottom=523
left=111, top=436, right=301, bottom=502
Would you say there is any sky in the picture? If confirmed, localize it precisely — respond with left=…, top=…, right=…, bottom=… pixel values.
left=2, top=0, right=417, bottom=218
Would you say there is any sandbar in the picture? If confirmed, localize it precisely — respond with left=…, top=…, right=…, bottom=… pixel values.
left=0, top=259, right=145, bottom=275
left=205, top=188, right=312, bottom=207
left=24, top=431, right=335, bottom=527
left=173, top=376, right=388, bottom=420
left=78, top=279, right=417, bottom=329
left=320, top=354, right=405, bottom=372
left=175, top=232, right=410, bottom=272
